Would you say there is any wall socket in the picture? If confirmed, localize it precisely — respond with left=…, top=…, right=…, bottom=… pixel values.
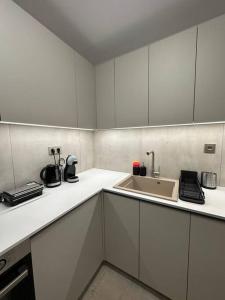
left=48, top=146, right=62, bottom=156
left=204, top=144, right=216, bottom=154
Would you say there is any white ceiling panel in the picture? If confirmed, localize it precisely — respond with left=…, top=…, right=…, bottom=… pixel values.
left=13, top=0, right=225, bottom=64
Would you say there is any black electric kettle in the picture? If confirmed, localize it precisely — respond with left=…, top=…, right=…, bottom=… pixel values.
left=40, top=164, right=61, bottom=188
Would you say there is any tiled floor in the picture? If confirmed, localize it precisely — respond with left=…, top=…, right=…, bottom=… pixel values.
left=81, top=265, right=166, bottom=300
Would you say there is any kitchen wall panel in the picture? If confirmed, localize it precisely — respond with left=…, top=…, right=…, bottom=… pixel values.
left=0, top=123, right=224, bottom=193
left=95, top=124, right=225, bottom=185
left=94, top=129, right=142, bottom=173
left=10, top=126, right=80, bottom=187
left=220, top=126, right=225, bottom=186
left=0, top=124, right=94, bottom=192
left=141, top=124, right=223, bottom=180
left=79, top=131, right=95, bottom=172
left=0, top=125, right=15, bottom=192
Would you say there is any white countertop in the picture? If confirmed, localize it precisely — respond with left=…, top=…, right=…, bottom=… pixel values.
left=0, top=168, right=225, bottom=257
left=105, top=178, right=225, bottom=220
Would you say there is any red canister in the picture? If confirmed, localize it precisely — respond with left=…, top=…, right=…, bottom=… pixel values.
left=132, top=161, right=140, bottom=175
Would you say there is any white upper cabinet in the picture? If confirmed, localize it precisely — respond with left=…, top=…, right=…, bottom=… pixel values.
left=149, top=27, right=197, bottom=125
left=115, top=47, right=149, bottom=127
left=96, top=60, right=115, bottom=129
left=195, top=15, right=225, bottom=122
left=76, top=53, right=96, bottom=129
left=3, top=1, right=225, bottom=128
left=0, top=0, right=78, bottom=127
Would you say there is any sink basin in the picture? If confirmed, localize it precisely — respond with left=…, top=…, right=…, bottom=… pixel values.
left=114, top=175, right=179, bottom=202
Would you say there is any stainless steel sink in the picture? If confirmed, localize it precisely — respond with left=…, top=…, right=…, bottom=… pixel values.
left=114, top=175, right=179, bottom=202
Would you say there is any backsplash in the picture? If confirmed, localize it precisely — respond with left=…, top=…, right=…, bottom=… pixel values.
left=94, top=124, right=225, bottom=186
left=0, top=124, right=94, bottom=192
left=1, top=123, right=225, bottom=192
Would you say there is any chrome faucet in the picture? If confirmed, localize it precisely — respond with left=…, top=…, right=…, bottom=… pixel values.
left=146, top=151, right=160, bottom=178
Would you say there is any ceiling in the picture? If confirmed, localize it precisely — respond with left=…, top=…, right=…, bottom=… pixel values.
left=13, top=0, right=225, bottom=64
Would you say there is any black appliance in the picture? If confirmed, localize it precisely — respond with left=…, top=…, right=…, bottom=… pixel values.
left=40, top=164, right=61, bottom=188
left=64, top=155, right=79, bottom=183
left=179, top=170, right=205, bottom=204
left=1, top=182, right=44, bottom=206
left=0, top=241, right=35, bottom=300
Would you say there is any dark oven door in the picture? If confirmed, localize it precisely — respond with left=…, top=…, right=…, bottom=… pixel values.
left=0, top=254, right=35, bottom=300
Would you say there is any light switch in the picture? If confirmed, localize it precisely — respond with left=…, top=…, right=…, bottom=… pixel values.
left=204, top=144, right=216, bottom=154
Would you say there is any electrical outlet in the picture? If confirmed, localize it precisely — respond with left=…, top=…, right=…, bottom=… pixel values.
left=48, top=146, right=62, bottom=156
left=204, top=144, right=216, bottom=154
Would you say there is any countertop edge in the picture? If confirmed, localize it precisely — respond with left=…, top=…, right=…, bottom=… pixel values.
left=1, top=168, right=225, bottom=257
left=103, top=187, right=225, bottom=221
left=0, top=189, right=101, bottom=256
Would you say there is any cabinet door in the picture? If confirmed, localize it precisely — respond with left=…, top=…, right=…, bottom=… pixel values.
left=76, top=53, right=96, bottom=129
left=0, top=1, right=77, bottom=127
left=104, top=193, right=139, bottom=278
left=115, top=47, right=148, bottom=127
left=195, top=15, right=225, bottom=122
left=188, top=214, right=225, bottom=300
left=140, top=202, right=190, bottom=300
left=96, top=60, right=115, bottom=129
left=31, top=195, right=103, bottom=300
left=149, top=27, right=197, bottom=125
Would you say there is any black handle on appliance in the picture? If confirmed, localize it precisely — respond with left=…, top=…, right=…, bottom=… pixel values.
left=0, top=269, right=29, bottom=298
left=40, top=167, right=46, bottom=182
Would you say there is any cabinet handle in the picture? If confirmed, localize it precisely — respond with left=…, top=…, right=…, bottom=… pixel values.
left=0, top=269, right=28, bottom=298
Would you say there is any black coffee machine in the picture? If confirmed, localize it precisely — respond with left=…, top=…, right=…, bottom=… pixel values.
left=40, top=164, right=61, bottom=188
left=64, top=155, right=79, bottom=183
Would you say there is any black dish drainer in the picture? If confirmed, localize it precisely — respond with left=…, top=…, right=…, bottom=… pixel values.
left=179, top=170, right=205, bottom=204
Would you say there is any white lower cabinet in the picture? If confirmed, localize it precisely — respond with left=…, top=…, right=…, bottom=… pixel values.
left=140, top=202, right=190, bottom=300
left=104, top=193, right=139, bottom=278
left=188, top=214, right=225, bottom=300
left=31, top=194, right=103, bottom=300
left=31, top=191, right=225, bottom=300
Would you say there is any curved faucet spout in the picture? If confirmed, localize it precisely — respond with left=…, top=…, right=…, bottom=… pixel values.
left=146, top=151, right=159, bottom=178
left=146, top=151, right=155, bottom=176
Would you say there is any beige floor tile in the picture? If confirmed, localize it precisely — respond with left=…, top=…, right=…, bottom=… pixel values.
left=121, top=280, right=164, bottom=300
left=82, top=265, right=165, bottom=300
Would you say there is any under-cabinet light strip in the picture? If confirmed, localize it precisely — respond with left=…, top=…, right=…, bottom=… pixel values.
left=95, top=121, right=225, bottom=131
left=0, top=121, right=94, bottom=131
left=1, top=120, right=225, bottom=131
